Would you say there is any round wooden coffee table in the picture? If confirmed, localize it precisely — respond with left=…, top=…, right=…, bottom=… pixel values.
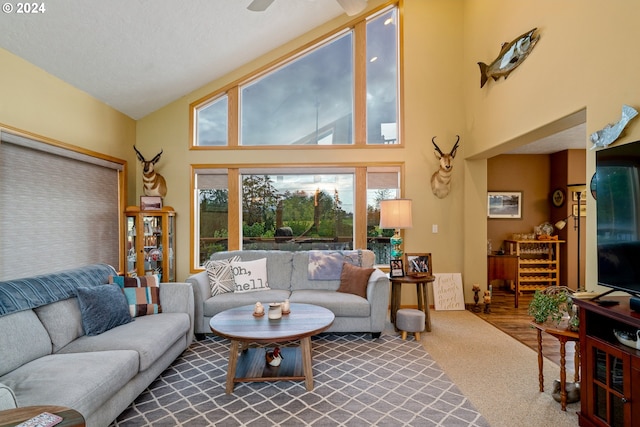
left=0, top=405, right=85, bottom=426
left=210, top=303, right=334, bottom=393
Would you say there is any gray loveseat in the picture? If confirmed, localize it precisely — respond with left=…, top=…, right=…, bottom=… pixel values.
left=186, top=249, right=389, bottom=339
left=0, top=264, right=194, bottom=427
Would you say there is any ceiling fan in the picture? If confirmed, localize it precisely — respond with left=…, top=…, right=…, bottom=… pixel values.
left=247, top=0, right=368, bottom=16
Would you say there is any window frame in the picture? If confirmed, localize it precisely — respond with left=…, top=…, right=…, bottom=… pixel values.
left=189, top=3, right=401, bottom=149
left=190, top=163, right=404, bottom=271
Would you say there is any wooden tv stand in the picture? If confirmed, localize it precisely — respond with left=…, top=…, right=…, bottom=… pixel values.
left=574, top=296, right=640, bottom=426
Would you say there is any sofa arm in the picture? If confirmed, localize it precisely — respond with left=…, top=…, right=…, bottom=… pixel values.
left=159, top=282, right=195, bottom=344
left=366, top=269, right=390, bottom=333
left=0, top=382, right=17, bottom=410
left=185, top=271, right=210, bottom=335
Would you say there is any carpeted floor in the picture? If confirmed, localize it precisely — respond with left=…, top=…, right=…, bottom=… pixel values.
left=111, top=334, right=489, bottom=427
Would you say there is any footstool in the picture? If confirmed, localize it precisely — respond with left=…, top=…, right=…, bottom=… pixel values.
left=396, top=308, right=425, bottom=341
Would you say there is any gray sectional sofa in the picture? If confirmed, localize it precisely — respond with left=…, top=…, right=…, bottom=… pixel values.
left=0, top=264, right=194, bottom=427
left=186, top=249, right=389, bottom=339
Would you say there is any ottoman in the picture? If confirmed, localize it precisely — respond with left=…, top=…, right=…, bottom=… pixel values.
left=396, top=308, right=425, bottom=341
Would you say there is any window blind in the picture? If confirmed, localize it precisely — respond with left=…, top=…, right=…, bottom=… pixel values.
left=0, top=134, right=122, bottom=280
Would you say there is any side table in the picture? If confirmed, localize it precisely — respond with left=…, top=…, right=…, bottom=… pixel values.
left=529, top=321, right=580, bottom=411
left=0, top=405, right=85, bottom=427
left=389, top=275, right=435, bottom=332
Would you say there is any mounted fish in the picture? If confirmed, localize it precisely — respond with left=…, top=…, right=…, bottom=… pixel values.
left=590, top=105, right=638, bottom=150
left=478, top=28, right=540, bottom=88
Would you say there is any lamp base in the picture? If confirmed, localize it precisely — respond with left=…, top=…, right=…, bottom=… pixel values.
left=390, top=229, right=403, bottom=259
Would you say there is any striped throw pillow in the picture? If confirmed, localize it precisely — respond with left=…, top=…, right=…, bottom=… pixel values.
left=204, top=256, right=241, bottom=296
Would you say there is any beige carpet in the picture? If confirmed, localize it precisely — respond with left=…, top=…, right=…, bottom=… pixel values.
left=415, top=310, right=579, bottom=427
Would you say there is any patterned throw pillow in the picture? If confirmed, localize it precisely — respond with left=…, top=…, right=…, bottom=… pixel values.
left=231, top=258, right=270, bottom=293
left=110, top=275, right=162, bottom=317
left=76, top=284, right=132, bottom=336
left=204, top=256, right=241, bottom=296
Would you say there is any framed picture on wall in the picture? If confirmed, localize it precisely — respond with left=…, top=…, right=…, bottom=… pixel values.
left=487, top=191, right=522, bottom=219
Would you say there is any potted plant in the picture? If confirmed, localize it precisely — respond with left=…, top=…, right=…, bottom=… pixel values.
left=528, top=288, right=571, bottom=324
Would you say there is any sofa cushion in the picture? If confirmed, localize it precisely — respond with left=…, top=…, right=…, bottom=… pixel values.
left=57, top=312, right=190, bottom=372
left=209, top=250, right=293, bottom=291
left=203, top=289, right=291, bottom=317
left=76, top=285, right=133, bottom=336
left=0, top=350, right=138, bottom=418
left=204, top=256, right=241, bottom=296
left=289, top=290, right=370, bottom=317
left=231, top=258, right=270, bottom=293
left=291, top=252, right=340, bottom=291
left=110, top=275, right=162, bottom=317
left=337, top=262, right=375, bottom=298
left=34, top=298, right=84, bottom=353
left=0, top=310, right=52, bottom=377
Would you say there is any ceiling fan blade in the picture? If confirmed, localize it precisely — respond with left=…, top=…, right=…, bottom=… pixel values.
left=247, top=0, right=275, bottom=12
left=336, top=0, right=368, bottom=16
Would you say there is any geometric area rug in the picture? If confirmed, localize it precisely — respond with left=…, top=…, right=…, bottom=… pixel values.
left=110, top=334, right=490, bottom=426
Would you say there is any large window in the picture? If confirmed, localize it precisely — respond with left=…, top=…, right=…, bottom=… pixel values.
left=192, top=5, right=399, bottom=147
left=193, top=166, right=401, bottom=268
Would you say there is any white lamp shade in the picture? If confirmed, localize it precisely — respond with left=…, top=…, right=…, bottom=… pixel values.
left=379, top=199, right=413, bottom=229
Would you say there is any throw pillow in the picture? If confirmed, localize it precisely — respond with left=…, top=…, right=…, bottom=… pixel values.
left=76, top=285, right=132, bottom=336
left=337, top=262, right=375, bottom=299
left=204, top=255, right=241, bottom=296
left=110, top=275, right=162, bottom=317
left=231, top=258, right=270, bottom=293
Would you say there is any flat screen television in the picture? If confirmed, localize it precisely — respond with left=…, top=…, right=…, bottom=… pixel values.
left=596, top=139, right=640, bottom=299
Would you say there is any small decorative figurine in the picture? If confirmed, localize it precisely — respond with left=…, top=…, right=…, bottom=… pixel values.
left=483, top=290, right=492, bottom=314
left=253, top=302, right=264, bottom=317
left=266, top=347, right=283, bottom=367
left=472, top=284, right=481, bottom=313
left=282, top=299, right=290, bottom=314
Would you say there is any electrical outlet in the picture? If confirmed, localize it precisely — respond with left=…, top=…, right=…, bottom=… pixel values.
left=432, top=224, right=438, bottom=233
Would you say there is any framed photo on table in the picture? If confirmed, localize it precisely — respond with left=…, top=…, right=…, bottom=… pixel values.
left=405, top=253, right=432, bottom=277
left=389, top=259, right=404, bottom=277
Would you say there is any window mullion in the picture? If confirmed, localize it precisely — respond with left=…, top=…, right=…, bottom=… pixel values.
left=355, top=167, right=367, bottom=248
left=228, top=168, right=241, bottom=250
left=228, top=87, right=239, bottom=147
left=354, top=21, right=367, bottom=146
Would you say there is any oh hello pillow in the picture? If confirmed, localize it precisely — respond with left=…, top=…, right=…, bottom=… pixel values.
left=231, top=258, right=270, bottom=293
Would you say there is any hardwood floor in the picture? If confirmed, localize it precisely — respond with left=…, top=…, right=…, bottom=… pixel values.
left=469, top=287, right=578, bottom=377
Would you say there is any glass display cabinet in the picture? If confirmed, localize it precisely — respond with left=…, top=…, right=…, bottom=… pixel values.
left=124, top=206, right=176, bottom=281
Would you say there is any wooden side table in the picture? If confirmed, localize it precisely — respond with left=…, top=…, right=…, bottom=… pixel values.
left=529, top=321, right=580, bottom=411
left=389, top=275, right=435, bottom=332
left=0, top=405, right=85, bottom=427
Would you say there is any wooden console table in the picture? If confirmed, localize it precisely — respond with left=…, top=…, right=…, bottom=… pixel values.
left=529, top=321, right=580, bottom=411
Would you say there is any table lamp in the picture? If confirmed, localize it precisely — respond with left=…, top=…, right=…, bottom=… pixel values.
left=379, top=199, right=413, bottom=259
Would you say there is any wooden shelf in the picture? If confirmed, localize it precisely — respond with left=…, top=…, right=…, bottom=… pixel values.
left=503, top=240, right=564, bottom=307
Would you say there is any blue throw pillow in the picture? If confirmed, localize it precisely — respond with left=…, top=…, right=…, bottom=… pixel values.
left=76, top=285, right=133, bottom=336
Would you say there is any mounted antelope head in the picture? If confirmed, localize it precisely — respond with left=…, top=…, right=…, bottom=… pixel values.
left=134, top=146, right=167, bottom=198
left=430, top=135, right=460, bottom=199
